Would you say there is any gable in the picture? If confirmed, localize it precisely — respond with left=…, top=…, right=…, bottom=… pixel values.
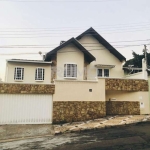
left=76, top=27, right=126, bottom=62
left=77, top=35, right=122, bottom=64
left=77, top=35, right=125, bottom=78
left=45, top=38, right=96, bottom=63
left=57, top=43, right=84, bottom=65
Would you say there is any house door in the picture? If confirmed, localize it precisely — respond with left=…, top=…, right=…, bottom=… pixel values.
left=0, top=94, right=52, bottom=124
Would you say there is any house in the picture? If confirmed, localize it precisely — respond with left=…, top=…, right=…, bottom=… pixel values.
left=5, top=59, right=52, bottom=84
left=1, top=27, right=149, bottom=124
left=6, top=28, right=127, bottom=84
left=45, top=27, right=126, bottom=81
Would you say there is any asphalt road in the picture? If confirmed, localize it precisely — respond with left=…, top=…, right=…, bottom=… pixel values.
left=1, top=121, right=150, bottom=150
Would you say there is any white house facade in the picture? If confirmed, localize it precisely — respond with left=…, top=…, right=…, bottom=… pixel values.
left=1, top=27, right=149, bottom=125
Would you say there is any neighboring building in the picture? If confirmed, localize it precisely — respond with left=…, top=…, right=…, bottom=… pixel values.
left=2, top=27, right=149, bottom=124
left=5, top=59, right=52, bottom=84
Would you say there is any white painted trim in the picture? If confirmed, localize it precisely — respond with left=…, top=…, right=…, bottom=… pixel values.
left=14, top=80, right=24, bottom=82
left=14, top=67, right=24, bottom=81
left=35, top=67, right=45, bottom=81
left=95, top=64, right=115, bottom=68
left=64, top=63, right=77, bottom=78
left=7, top=59, right=52, bottom=64
left=64, top=77, right=77, bottom=80
left=97, top=68, right=110, bottom=78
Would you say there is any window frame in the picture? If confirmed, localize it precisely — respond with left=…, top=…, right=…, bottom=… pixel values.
left=64, top=63, right=77, bottom=79
left=97, top=68, right=110, bottom=78
left=104, top=69, right=109, bottom=77
left=35, top=67, right=45, bottom=81
left=14, top=67, right=24, bottom=81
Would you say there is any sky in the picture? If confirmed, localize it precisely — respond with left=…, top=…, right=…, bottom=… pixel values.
left=0, top=0, right=150, bottom=81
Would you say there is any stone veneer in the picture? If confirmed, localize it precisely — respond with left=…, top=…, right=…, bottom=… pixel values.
left=0, top=83, right=55, bottom=94
left=106, top=79, right=148, bottom=91
left=53, top=101, right=106, bottom=123
left=106, top=101, right=140, bottom=115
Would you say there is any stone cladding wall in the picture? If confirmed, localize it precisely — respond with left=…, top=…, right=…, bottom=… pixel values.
left=0, top=83, right=55, bottom=94
left=106, top=79, right=148, bottom=91
left=53, top=101, right=106, bottom=123
left=106, top=101, right=140, bottom=115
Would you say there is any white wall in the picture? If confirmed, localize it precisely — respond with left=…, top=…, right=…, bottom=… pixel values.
left=106, top=90, right=150, bottom=114
left=53, top=79, right=105, bottom=101
left=57, top=44, right=84, bottom=80
left=124, top=58, right=148, bottom=80
left=124, top=72, right=143, bottom=79
left=6, top=62, right=51, bottom=84
left=78, top=35, right=124, bottom=80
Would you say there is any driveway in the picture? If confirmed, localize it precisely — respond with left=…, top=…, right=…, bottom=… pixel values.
left=0, top=120, right=150, bottom=150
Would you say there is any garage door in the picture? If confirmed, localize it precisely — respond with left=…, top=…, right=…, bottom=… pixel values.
left=0, top=94, right=52, bottom=124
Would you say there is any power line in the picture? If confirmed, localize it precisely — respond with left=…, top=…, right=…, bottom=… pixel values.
left=109, top=39, right=150, bottom=43
left=1, top=24, right=150, bottom=35
left=0, top=43, right=150, bottom=48
left=0, top=0, right=126, bottom=3
left=0, top=39, right=149, bottom=47
left=0, top=44, right=149, bottom=48
left=0, top=44, right=150, bottom=55
left=1, top=26, right=150, bottom=35
left=0, top=39, right=150, bottom=48
left=0, top=28, right=150, bottom=38
left=1, top=24, right=150, bottom=32
left=0, top=21, right=150, bottom=30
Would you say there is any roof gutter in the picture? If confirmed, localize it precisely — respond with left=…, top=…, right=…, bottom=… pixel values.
left=6, top=59, right=52, bottom=64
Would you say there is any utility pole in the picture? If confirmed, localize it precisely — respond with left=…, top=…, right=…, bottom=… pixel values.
left=144, top=45, right=148, bottom=69
left=144, top=45, right=150, bottom=114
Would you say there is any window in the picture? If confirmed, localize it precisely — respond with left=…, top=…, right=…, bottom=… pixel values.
left=97, top=69, right=103, bottom=77
left=14, top=67, right=24, bottom=80
left=97, top=69, right=109, bottom=77
left=35, top=68, right=45, bottom=81
left=64, top=64, right=77, bottom=78
left=104, top=69, right=109, bottom=77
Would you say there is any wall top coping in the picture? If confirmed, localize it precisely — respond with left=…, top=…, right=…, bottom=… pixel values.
left=54, top=80, right=99, bottom=83
left=0, top=83, right=55, bottom=86
left=105, top=78, right=147, bottom=81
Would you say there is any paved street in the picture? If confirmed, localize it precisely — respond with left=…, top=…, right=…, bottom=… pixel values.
left=0, top=120, right=150, bottom=150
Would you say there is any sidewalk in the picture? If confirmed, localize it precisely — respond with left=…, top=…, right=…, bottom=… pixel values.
left=54, top=115, right=150, bottom=134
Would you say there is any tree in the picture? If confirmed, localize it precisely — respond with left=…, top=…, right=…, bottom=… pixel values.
left=123, top=51, right=150, bottom=74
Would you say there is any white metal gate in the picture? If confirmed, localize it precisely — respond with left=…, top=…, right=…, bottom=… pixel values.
left=0, top=94, right=52, bottom=124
